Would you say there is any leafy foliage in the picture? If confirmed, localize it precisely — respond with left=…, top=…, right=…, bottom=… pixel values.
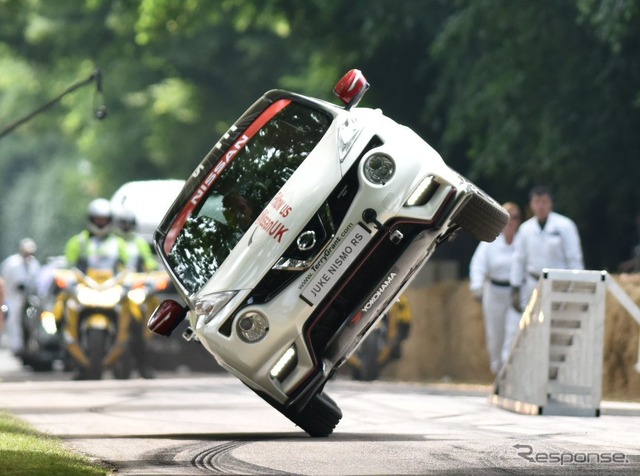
left=429, top=0, right=640, bottom=268
left=1, top=0, right=639, bottom=271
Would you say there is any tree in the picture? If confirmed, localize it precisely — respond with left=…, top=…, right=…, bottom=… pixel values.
left=1, top=0, right=639, bottom=272
left=0, top=0, right=303, bottom=257
left=428, top=0, right=640, bottom=269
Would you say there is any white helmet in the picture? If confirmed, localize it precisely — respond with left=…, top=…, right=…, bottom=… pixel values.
left=87, top=198, right=113, bottom=237
left=114, top=207, right=137, bottom=234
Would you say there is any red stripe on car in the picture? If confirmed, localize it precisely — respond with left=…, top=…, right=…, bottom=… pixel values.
left=164, top=99, right=291, bottom=255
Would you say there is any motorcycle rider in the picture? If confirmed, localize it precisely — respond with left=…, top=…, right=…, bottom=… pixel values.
left=113, top=207, right=157, bottom=379
left=55, top=198, right=130, bottom=378
left=0, top=238, right=41, bottom=357
left=113, top=208, right=158, bottom=273
left=65, top=199, right=129, bottom=273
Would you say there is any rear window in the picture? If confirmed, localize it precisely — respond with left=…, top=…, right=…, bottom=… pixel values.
left=166, top=101, right=332, bottom=294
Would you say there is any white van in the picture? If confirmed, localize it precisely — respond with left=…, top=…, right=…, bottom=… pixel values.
left=110, top=179, right=185, bottom=244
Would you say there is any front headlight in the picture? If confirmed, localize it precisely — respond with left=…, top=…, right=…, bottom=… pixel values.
left=127, top=287, right=147, bottom=306
left=363, top=154, right=395, bottom=185
left=77, top=285, right=123, bottom=307
left=236, top=311, right=269, bottom=343
left=195, top=291, right=238, bottom=325
left=40, top=311, right=58, bottom=335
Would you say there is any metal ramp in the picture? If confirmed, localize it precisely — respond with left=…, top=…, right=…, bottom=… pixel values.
left=491, top=269, right=609, bottom=416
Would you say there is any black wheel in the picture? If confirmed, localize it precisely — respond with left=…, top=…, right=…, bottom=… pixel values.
left=29, top=358, right=53, bottom=372
left=23, top=330, right=54, bottom=372
left=87, top=329, right=106, bottom=380
left=286, top=392, right=343, bottom=437
left=453, top=190, right=508, bottom=242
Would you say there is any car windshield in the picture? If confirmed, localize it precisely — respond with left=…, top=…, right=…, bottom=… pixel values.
left=166, top=101, right=332, bottom=294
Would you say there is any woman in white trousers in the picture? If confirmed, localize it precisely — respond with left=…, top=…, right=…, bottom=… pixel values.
left=469, top=202, right=521, bottom=374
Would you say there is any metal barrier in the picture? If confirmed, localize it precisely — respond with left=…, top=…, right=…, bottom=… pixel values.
left=490, top=269, right=639, bottom=417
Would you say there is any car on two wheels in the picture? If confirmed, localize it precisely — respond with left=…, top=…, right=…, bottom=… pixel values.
left=148, top=69, right=508, bottom=436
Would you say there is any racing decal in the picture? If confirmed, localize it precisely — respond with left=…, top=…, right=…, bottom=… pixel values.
left=163, top=99, right=292, bottom=255
left=299, top=223, right=372, bottom=306
left=269, top=192, right=292, bottom=217
left=360, top=268, right=399, bottom=314
left=255, top=192, right=292, bottom=243
left=188, top=133, right=250, bottom=206
left=256, top=212, right=288, bottom=242
left=297, top=223, right=355, bottom=291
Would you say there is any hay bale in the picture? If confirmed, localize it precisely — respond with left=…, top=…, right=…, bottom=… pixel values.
left=392, top=281, right=492, bottom=383
left=447, top=283, right=493, bottom=381
left=386, top=275, right=640, bottom=401
left=603, top=274, right=640, bottom=400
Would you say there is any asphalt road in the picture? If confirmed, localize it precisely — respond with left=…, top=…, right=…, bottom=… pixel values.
left=1, top=349, right=640, bottom=475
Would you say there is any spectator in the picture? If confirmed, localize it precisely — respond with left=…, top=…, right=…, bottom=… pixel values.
left=0, top=238, right=41, bottom=356
left=510, top=186, right=584, bottom=313
left=469, top=202, right=522, bottom=374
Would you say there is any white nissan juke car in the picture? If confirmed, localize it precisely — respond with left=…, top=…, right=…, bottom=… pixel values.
left=148, top=70, right=508, bottom=436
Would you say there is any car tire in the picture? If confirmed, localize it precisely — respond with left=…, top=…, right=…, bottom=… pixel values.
left=287, top=392, right=343, bottom=437
left=454, top=191, right=508, bottom=243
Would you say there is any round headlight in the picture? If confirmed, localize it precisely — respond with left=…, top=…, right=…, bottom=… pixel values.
left=236, top=311, right=269, bottom=342
left=363, top=154, right=395, bottom=185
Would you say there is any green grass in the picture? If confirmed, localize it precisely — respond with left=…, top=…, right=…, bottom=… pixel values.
left=0, top=410, right=112, bottom=475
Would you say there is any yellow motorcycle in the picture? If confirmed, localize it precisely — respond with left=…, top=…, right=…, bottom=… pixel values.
left=116, top=270, right=169, bottom=379
left=348, top=294, right=412, bottom=381
left=54, top=268, right=132, bottom=380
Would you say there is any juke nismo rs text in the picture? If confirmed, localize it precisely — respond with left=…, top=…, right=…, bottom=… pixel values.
left=149, top=69, right=508, bottom=436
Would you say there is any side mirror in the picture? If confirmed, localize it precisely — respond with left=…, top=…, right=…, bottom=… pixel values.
left=333, top=69, right=369, bottom=110
left=147, top=299, right=188, bottom=336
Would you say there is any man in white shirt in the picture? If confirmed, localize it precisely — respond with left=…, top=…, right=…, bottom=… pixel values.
left=510, top=186, right=584, bottom=312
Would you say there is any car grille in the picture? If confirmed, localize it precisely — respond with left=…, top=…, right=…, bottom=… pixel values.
left=303, top=220, right=428, bottom=359
left=251, top=136, right=384, bottom=302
